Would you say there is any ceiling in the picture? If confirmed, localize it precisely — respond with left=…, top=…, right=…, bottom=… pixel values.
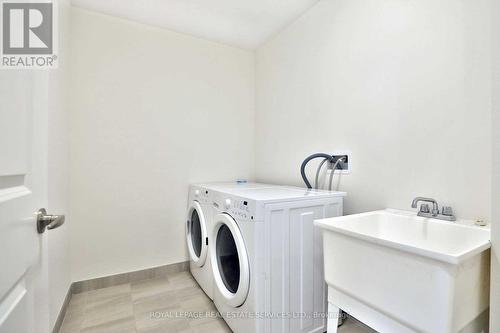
left=71, top=0, right=320, bottom=49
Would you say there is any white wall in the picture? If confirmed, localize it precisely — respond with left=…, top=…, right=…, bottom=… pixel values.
left=47, top=0, right=71, bottom=329
left=490, top=0, right=500, bottom=329
left=256, top=0, right=491, bottom=221
left=69, top=8, right=255, bottom=281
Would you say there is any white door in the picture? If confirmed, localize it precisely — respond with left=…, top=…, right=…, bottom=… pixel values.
left=0, top=71, right=54, bottom=332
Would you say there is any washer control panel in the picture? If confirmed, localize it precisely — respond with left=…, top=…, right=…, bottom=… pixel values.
left=227, top=198, right=254, bottom=220
left=212, top=192, right=256, bottom=221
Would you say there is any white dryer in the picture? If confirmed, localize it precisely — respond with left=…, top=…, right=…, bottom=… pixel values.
left=209, top=185, right=346, bottom=333
left=187, top=185, right=214, bottom=299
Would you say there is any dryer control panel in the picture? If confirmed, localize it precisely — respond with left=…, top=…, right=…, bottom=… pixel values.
left=191, top=187, right=211, bottom=204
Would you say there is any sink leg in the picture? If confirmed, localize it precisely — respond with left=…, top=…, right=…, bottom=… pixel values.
left=327, top=302, right=340, bottom=333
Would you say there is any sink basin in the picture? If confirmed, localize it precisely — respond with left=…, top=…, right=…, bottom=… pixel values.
left=315, top=209, right=491, bottom=333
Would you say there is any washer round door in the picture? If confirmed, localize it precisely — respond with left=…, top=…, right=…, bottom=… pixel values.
left=186, top=201, right=208, bottom=267
left=211, top=213, right=250, bottom=307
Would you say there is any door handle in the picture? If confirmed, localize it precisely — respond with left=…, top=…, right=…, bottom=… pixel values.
left=36, top=208, right=65, bottom=233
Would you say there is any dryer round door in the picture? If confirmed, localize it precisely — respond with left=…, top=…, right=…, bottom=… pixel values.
left=186, top=201, right=208, bottom=267
left=211, top=213, right=250, bottom=307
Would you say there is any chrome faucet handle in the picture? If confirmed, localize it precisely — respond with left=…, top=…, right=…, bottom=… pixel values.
left=420, top=204, right=430, bottom=214
left=442, top=206, right=453, bottom=216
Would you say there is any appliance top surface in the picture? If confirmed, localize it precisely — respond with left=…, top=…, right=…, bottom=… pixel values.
left=194, top=181, right=345, bottom=203
left=224, top=186, right=345, bottom=202
left=194, top=181, right=275, bottom=191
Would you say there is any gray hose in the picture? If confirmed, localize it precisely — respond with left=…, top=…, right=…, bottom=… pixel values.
left=314, top=158, right=329, bottom=189
left=300, top=153, right=334, bottom=189
left=328, top=157, right=345, bottom=191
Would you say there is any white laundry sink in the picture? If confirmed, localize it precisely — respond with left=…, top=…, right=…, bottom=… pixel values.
left=315, top=209, right=491, bottom=333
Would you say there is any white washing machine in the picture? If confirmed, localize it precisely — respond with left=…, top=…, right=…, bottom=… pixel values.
left=187, top=182, right=277, bottom=300
left=209, top=185, right=346, bottom=333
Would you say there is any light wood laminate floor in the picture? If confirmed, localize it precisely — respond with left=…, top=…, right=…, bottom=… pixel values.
left=59, top=270, right=375, bottom=333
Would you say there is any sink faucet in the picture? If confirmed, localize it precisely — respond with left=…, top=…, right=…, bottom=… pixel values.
left=411, top=197, right=456, bottom=221
left=411, top=197, right=439, bottom=216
